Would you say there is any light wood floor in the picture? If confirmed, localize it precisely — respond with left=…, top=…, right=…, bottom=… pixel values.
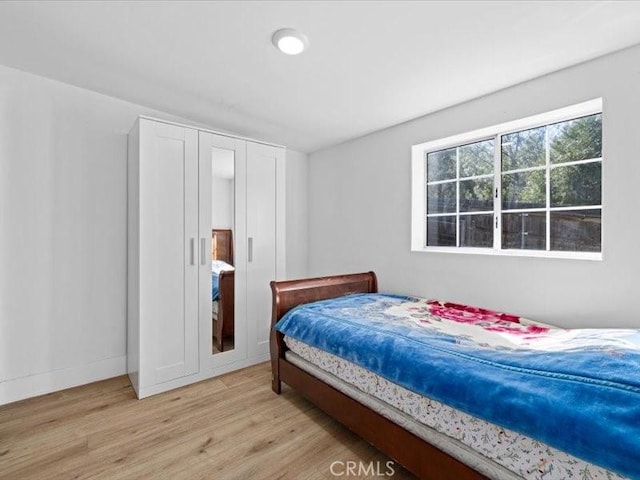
left=0, top=362, right=415, bottom=479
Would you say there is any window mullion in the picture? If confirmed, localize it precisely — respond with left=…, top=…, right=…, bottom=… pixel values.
left=494, top=133, right=501, bottom=251
left=456, top=147, right=460, bottom=247
left=545, top=126, right=551, bottom=251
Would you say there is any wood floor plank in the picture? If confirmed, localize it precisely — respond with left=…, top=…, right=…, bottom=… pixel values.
left=0, top=362, right=415, bottom=479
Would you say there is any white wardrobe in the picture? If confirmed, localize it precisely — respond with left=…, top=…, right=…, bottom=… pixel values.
left=127, top=117, right=285, bottom=399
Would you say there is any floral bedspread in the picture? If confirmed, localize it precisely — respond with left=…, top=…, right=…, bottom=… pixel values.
left=275, top=293, right=640, bottom=479
left=393, top=299, right=640, bottom=352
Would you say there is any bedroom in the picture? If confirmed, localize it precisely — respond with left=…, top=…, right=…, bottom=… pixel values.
left=1, top=1, right=640, bottom=479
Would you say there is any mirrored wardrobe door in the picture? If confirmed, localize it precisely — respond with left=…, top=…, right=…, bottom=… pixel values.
left=198, top=131, right=247, bottom=369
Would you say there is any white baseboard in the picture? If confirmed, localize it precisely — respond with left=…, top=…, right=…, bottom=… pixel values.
left=0, top=355, right=127, bottom=406
left=1, top=352, right=270, bottom=405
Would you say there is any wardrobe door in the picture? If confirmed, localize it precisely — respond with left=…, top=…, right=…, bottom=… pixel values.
left=246, top=142, right=285, bottom=358
left=198, top=132, right=248, bottom=369
left=140, top=119, right=199, bottom=386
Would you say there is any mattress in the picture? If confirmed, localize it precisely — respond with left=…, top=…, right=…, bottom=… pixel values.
left=285, top=336, right=625, bottom=480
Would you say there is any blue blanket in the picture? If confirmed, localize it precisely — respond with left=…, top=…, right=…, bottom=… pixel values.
left=275, top=293, right=640, bottom=478
left=211, top=272, right=220, bottom=301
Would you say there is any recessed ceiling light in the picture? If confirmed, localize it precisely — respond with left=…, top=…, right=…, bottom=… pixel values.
left=272, top=28, right=309, bottom=55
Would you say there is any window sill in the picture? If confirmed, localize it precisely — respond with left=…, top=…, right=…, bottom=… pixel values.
left=413, top=246, right=602, bottom=261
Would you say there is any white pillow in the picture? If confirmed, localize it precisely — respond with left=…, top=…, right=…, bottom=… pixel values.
left=212, top=260, right=235, bottom=274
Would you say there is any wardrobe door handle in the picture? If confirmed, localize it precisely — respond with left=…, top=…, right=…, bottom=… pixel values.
left=200, top=238, right=207, bottom=265
left=248, top=237, right=253, bottom=263
left=190, top=238, right=195, bottom=265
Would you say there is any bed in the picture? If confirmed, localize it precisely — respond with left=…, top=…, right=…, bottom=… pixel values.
left=212, top=229, right=235, bottom=352
left=269, top=272, right=640, bottom=480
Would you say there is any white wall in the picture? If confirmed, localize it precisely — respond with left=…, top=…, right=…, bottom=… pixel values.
left=211, top=175, right=234, bottom=230
left=308, top=44, right=640, bottom=328
left=0, top=65, right=191, bottom=405
left=0, top=64, right=307, bottom=405
left=285, top=149, right=309, bottom=279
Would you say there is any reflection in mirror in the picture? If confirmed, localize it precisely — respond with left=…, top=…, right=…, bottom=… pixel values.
left=211, top=147, right=235, bottom=354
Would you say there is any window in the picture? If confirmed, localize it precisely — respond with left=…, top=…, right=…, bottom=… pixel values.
left=412, top=99, right=602, bottom=260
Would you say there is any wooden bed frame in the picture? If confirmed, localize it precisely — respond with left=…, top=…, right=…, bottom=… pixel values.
left=270, top=272, right=486, bottom=480
left=212, top=229, right=235, bottom=352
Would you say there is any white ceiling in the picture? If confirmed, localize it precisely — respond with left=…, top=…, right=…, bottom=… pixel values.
left=1, top=1, right=640, bottom=153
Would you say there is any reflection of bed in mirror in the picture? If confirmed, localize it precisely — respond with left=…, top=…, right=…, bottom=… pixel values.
left=212, top=229, right=235, bottom=352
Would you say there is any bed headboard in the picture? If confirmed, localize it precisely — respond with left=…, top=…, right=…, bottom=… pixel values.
left=212, top=229, right=234, bottom=265
left=270, top=272, right=378, bottom=326
left=269, top=272, right=377, bottom=393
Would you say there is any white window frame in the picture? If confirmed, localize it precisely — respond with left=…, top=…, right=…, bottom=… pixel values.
left=411, top=98, right=603, bottom=261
